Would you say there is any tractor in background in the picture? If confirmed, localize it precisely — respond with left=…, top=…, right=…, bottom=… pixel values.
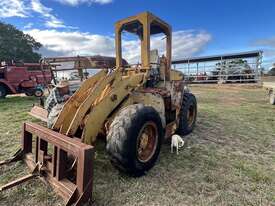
left=0, top=62, right=52, bottom=98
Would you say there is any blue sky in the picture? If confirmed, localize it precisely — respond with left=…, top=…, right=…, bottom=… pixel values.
left=1, top=0, right=275, bottom=65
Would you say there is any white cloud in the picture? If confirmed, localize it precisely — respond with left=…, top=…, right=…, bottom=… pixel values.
left=0, top=0, right=29, bottom=18
left=263, top=49, right=275, bottom=58
left=133, top=30, right=211, bottom=61
left=120, top=30, right=212, bottom=63
left=254, top=36, right=275, bottom=47
left=53, top=0, right=113, bottom=6
left=0, top=0, right=76, bottom=29
left=44, top=18, right=66, bottom=28
left=23, top=23, right=34, bottom=29
left=253, top=36, right=275, bottom=58
left=31, top=0, right=53, bottom=16
left=24, top=29, right=211, bottom=62
left=24, top=29, right=115, bottom=56
left=30, top=0, right=69, bottom=28
left=0, top=0, right=112, bottom=19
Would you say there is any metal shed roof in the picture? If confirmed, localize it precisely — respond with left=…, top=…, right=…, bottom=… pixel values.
left=172, top=50, right=263, bottom=64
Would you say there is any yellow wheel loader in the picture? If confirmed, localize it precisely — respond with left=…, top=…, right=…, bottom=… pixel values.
left=0, top=12, right=197, bottom=205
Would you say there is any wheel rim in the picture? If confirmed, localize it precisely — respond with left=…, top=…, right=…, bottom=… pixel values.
left=35, top=90, right=43, bottom=97
left=136, top=122, right=158, bottom=163
left=187, top=104, right=195, bottom=127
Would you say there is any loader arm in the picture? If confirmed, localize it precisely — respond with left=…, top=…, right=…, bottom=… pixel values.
left=63, top=70, right=120, bottom=135
left=53, top=69, right=108, bottom=130
left=53, top=69, right=145, bottom=143
left=82, top=72, right=145, bottom=144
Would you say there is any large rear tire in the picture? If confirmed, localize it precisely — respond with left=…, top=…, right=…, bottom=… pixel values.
left=106, top=104, right=164, bottom=176
left=177, top=93, right=197, bottom=135
left=0, top=85, right=7, bottom=99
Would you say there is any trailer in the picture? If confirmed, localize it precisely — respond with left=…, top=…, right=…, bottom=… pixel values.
left=0, top=63, right=52, bottom=98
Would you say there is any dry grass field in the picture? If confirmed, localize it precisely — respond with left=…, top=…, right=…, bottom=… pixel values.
left=0, top=85, right=274, bottom=206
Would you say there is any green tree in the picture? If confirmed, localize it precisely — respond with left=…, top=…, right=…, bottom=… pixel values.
left=0, top=22, right=42, bottom=63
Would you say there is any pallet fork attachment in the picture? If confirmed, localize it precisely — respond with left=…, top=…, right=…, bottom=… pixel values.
left=0, top=122, right=94, bottom=206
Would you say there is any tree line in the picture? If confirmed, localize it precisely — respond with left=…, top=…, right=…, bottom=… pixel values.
left=0, top=21, right=42, bottom=63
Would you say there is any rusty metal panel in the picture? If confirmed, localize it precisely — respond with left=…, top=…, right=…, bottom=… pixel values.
left=1, top=122, right=94, bottom=206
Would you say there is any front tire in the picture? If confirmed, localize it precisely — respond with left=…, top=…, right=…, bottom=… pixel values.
left=177, top=93, right=197, bottom=135
left=34, top=88, right=44, bottom=97
left=106, top=104, right=164, bottom=176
